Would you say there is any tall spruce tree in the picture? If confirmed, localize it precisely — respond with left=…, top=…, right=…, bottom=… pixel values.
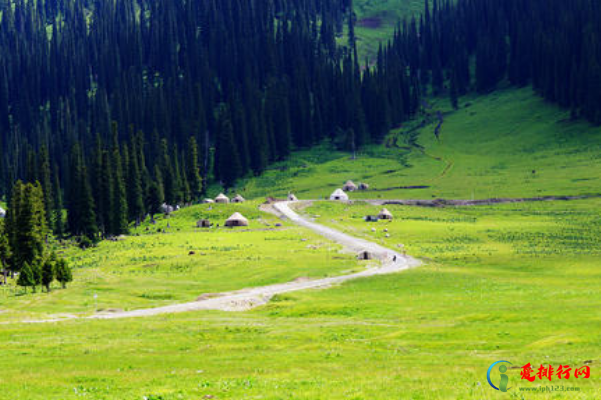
left=214, top=105, right=242, bottom=188
left=109, top=124, right=129, bottom=235
left=186, top=136, right=203, bottom=202
left=5, top=181, right=47, bottom=275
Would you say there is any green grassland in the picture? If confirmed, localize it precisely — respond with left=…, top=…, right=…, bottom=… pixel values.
left=2, top=87, right=601, bottom=398
left=239, top=88, right=601, bottom=201
left=354, top=0, right=425, bottom=60
left=1, top=199, right=599, bottom=399
left=0, top=201, right=356, bottom=322
left=3, top=35, right=601, bottom=400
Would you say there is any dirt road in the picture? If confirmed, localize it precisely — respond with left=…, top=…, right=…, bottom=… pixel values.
left=23, top=201, right=419, bottom=323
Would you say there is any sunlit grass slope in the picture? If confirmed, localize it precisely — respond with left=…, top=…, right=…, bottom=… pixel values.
left=1, top=199, right=599, bottom=399
left=0, top=201, right=356, bottom=321
left=240, top=88, right=601, bottom=201
left=354, top=0, right=425, bottom=60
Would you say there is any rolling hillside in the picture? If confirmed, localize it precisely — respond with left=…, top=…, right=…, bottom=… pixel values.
left=239, top=88, right=601, bottom=201
left=354, top=0, right=424, bottom=60
left=1, top=0, right=601, bottom=399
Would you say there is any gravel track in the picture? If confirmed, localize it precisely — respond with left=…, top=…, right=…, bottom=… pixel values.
left=22, top=201, right=420, bottom=323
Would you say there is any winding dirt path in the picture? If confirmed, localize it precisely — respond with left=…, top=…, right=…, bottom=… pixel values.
left=367, top=194, right=601, bottom=207
left=22, top=202, right=420, bottom=323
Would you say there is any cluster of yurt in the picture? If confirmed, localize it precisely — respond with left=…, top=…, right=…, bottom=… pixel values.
left=330, top=180, right=371, bottom=201
left=206, top=193, right=246, bottom=204
left=196, top=212, right=249, bottom=229
left=342, top=180, right=370, bottom=192
left=160, top=203, right=175, bottom=214
left=195, top=192, right=249, bottom=228
left=363, top=208, right=394, bottom=222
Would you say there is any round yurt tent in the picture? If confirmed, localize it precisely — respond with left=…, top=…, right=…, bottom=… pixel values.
left=232, top=194, right=246, bottom=203
left=343, top=180, right=358, bottom=192
left=378, top=208, right=394, bottom=220
left=196, top=219, right=211, bottom=228
left=330, top=189, right=349, bottom=201
left=225, top=212, right=249, bottom=227
left=161, top=203, right=174, bottom=214
left=215, top=193, right=230, bottom=204
left=288, top=193, right=299, bottom=201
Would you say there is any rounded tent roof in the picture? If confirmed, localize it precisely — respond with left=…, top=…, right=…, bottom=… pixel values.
left=288, top=193, right=298, bottom=201
left=215, top=193, right=229, bottom=201
left=226, top=212, right=249, bottom=223
left=203, top=198, right=215, bottom=203
left=378, top=208, right=393, bottom=217
left=330, top=188, right=349, bottom=200
left=343, top=180, right=358, bottom=190
left=232, top=194, right=246, bottom=202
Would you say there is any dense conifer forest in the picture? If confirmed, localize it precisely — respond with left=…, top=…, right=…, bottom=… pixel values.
left=0, top=0, right=600, bottom=241
left=383, top=0, right=601, bottom=123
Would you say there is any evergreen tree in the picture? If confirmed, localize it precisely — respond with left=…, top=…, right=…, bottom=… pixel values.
left=41, top=253, right=56, bottom=292
left=52, top=164, right=65, bottom=238
left=214, top=105, right=242, bottom=188
left=186, top=136, right=203, bottom=201
left=126, top=139, right=145, bottom=224
left=5, top=181, right=47, bottom=273
left=0, top=220, right=11, bottom=285
left=450, top=70, right=459, bottom=110
left=109, top=124, right=129, bottom=235
left=17, top=262, right=36, bottom=292
left=38, top=146, right=53, bottom=229
left=55, top=258, right=73, bottom=289
left=67, top=145, right=98, bottom=242
left=159, top=139, right=176, bottom=205
left=147, top=182, right=164, bottom=219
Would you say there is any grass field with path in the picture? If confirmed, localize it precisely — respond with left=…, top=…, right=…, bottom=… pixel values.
left=3, top=32, right=601, bottom=400
left=0, top=202, right=356, bottom=322
left=1, top=198, right=599, bottom=399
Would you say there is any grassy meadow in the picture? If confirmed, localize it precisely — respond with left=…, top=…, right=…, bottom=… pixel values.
left=1, top=198, right=600, bottom=398
left=0, top=201, right=356, bottom=322
left=3, top=63, right=601, bottom=400
left=2, top=0, right=600, bottom=398
left=354, top=0, right=425, bottom=60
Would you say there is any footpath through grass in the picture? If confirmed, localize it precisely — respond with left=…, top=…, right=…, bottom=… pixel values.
left=2, top=88, right=601, bottom=398
left=0, top=202, right=356, bottom=322
left=0, top=199, right=599, bottom=399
